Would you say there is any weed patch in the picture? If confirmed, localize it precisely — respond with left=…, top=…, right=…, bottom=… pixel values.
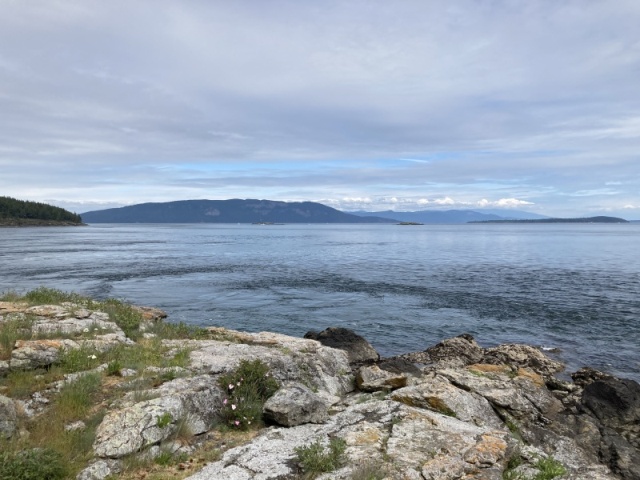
left=218, top=359, right=279, bottom=430
left=294, top=437, right=347, bottom=478
left=0, top=447, right=68, bottom=480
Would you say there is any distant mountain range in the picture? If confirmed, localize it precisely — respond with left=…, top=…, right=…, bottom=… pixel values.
left=81, top=200, right=560, bottom=224
left=348, top=208, right=549, bottom=224
left=81, top=199, right=395, bottom=223
left=470, top=216, right=629, bottom=224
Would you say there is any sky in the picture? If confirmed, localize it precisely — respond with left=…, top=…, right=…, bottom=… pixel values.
left=1, top=1, right=639, bottom=218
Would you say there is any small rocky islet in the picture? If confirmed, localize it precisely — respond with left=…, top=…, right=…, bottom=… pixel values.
left=0, top=292, right=639, bottom=480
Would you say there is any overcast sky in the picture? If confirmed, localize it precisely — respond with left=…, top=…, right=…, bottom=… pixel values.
left=1, top=1, right=639, bottom=217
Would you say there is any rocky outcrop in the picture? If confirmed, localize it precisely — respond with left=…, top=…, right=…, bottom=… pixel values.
left=1, top=301, right=636, bottom=480
left=304, top=327, right=380, bottom=364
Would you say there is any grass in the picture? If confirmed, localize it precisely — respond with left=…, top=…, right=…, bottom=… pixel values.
left=502, top=454, right=566, bottom=480
left=217, top=359, right=279, bottom=430
left=294, top=437, right=347, bottom=478
left=0, top=315, right=34, bottom=360
left=0, top=447, right=69, bottom=480
left=349, top=460, right=389, bottom=480
left=533, top=456, right=566, bottom=480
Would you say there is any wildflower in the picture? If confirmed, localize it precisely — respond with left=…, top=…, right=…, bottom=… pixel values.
left=228, top=384, right=234, bottom=390
left=83, top=328, right=89, bottom=333
left=237, top=381, right=241, bottom=386
left=231, top=404, right=237, bottom=410
left=223, top=398, right=228, bottom=405
left=88, top=354, right=97, bottom=360
left=234, top=420, right=240, bottom=426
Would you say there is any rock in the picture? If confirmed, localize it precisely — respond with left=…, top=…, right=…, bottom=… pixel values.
left=581, top=376, right=640, bottom=427
left=0, top=360, right=9, bottom=376
left=187, top=400, right=514, bottom=480
left=304, top=327, right=379, bottom=364
left=356, top=365, right=407, bottom=392
left=391, top=375, right=504, bottom=429
left=263, top=383, right=329, bottom=427
left=0, top=394, right=17, bottom=438
left=377, top=357, right=423, bottom=377
left=94, top=375, right=221, bottom=458
left=571, top=367, right=614, bottom=387
left=483, top=343, right=564, bottom=377
left=185, top=333, right=354, bottom=397
left=76, top=459, right=122, bottom=480
left=423, top=333, right=484, bottom=368
left=65, top=420, right=86, bottom=432
left=10, top=338, right=79, bottom=370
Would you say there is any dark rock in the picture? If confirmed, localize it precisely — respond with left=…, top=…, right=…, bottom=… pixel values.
left=599, top=428, right=640, bottom=480
left=378, top=358, right=422, bottom=377
left=304, top=327, right=379, bottom=364
left=572, top=367, right=614, bottom=387
left=582, top=377, right=640, bottom=427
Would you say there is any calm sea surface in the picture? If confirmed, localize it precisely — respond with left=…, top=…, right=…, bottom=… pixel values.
left=1, top=223, right=639, bottom=380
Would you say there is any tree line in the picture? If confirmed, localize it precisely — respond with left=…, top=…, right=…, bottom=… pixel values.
left=0, top=196, right=82, bottom=223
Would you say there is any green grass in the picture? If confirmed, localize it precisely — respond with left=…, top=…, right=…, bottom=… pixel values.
left=0, top=315, right=35, bottom=359
left=218, top=359, right=279, bottom=430
left=55, top=373, right=102, bottom=420
left=156, top=412, right=173, bottom=429
left=533, top=456, right=566, bottom=480
left=294, top=437, right=347, bottom=478
left=0, top=447, right=68, bottom=480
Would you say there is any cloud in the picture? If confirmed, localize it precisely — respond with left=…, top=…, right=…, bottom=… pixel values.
left=0, top=1, right=639, bottom=217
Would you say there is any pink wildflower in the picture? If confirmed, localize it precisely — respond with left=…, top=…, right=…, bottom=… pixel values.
left=234, top=420, right=240, bottom=426
left=223, top=398, right=228, bottom=405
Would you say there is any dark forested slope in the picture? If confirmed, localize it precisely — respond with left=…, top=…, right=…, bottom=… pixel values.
left=0, top=196, right=82, bottom=226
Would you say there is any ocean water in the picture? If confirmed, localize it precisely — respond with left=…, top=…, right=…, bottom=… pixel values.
left=1, top=223, right=639, bottom=381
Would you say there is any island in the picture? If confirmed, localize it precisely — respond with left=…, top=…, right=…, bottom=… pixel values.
left=0, top=196, right=83, bottom=226
left=469, top=216, right=629, bottom=224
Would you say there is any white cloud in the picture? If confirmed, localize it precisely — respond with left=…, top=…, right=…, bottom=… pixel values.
left=0, top=1, right=639, bottom=217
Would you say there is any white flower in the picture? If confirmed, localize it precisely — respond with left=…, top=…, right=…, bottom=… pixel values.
left=88, top=354, right=97, bottom=360
left=83, top=328, right=89, bottom=333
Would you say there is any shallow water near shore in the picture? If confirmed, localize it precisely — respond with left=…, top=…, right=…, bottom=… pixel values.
left=1, top=223, right=639, bottom=381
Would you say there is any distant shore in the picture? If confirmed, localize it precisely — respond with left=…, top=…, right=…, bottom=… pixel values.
left=469, top=215, right=628, bottom=224
left=0, top=219, right=85, bottom=227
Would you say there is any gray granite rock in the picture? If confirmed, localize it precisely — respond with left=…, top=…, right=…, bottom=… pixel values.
left=0, top=394, right=17, bottom=438
left=263, top=383, right=329, bottom=427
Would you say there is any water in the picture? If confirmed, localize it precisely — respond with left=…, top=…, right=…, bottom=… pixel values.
left=1, top=223, right=639, bottom=381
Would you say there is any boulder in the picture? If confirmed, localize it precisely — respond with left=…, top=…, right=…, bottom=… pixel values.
left=483, top=343, right=564, bottom=377
left=76, top=459, right=122, bottom=480
left=304, top=327, right=379, bottom=364
left=263, top=383, right=329, bottom=427
left=10, top=338, right=79, bottom=370
left=356, top=365, right=407, bottom=392
left=422, top=333, right=484, bottom=368
left=0, top=394, right=17, bottom=438
left=377, top=357, right=422, bottom=377
left=94, top=375, right=221, bottom=458
left=391, top=375, right=504, bottom=429
left=581, top=376, right=640, bottom=428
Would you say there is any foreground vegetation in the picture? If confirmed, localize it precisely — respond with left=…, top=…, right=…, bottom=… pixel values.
left=0, top=288, right=272, bottom=479
left=0, top=196, right=82, bottom=225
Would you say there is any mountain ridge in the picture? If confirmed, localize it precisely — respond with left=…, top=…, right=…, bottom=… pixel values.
left=81, top=199, right=395, bottom=224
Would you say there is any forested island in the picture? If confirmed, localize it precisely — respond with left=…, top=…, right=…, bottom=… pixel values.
left=0, top=196, right=83, bottom=226
left=469, top=216, right=628, bottom=224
